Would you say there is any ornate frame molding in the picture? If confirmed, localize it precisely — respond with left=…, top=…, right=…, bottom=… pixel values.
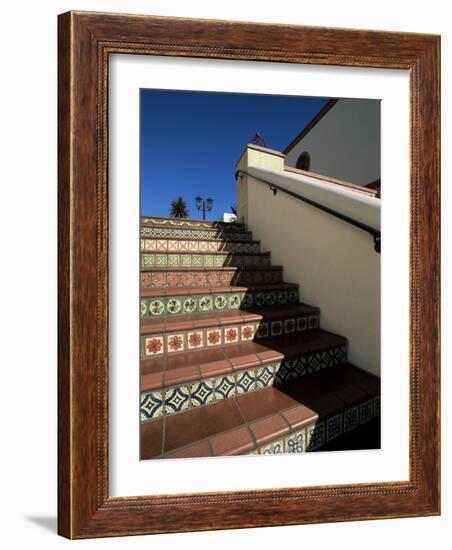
left=58, top=11, right=440, bottom=538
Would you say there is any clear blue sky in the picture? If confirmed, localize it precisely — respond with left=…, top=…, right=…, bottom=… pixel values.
left=140, top=90, right=329, bottom=220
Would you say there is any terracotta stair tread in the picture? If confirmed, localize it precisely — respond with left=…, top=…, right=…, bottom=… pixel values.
left=141, top=303, right=320, bottom=334
left=140, top=329, right=347, bottom=389
left=140, top=364, right=379, bottom=459
left=141, top=282, right=299, bottom=298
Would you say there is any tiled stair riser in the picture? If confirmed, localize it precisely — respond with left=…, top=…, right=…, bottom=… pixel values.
left=142, top=314, right=320, bottom=358
left=141, top=288, right=299, bottom=318
left=251, top=396, right=380, bottom=455
left=141, top=269, right=283, bottom=289
left=141, top=226, right=253, bottom=241
left=140, top=343, right=347, bottom=421
left=141, top=363, right=278, bottom=421
left=141, top=239, right=261, bottom=253
left=273, top=344, right=347, bottom=384
left=141, top=253, right=270, bottom=268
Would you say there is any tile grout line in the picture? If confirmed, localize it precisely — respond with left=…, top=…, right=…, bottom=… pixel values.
left=233, top=398, right=258, bottom=451
left=160, top=414, right=167, bottom=456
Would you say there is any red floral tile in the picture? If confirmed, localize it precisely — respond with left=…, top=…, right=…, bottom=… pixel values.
left=167, top=333, right=185, bottom=353
left=241, top=324, right=255, bottom=341
left=144, top=336, right=164, bottom=356
left=224, top=326, right=239, bottom=343
left=206, top=329, right=222, bottom=346
left=187, top=331, right=204, bottom=350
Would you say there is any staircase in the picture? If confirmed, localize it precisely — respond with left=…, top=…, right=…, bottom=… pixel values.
left=140, top=215, right=380, bottom=459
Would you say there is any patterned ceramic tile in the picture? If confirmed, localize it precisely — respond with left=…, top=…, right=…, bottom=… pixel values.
left=275, top=344, right=348, bottom=384
left=306, top=421, right=325, bottom=451
left=144, top=336, right=164, bottom=357
left=256, top=322, right=269, bottom=339
left=326, top=414, right=343, bottom=441
left=187, top=331, right=204, bottom=350
left=164, top=386, right=191, bottom=414
left=199, top=296, right=214, bottom=312
left=140, top=391, right=165, bottom=420
left=373, top=395, right=380, bottom=417
left=284, top=318, right=296, bottom=333
left=241, top=324, right=255, bottom=341
left=271, top=320, right=283, bottom=336
left=167, top=333, right=185, bottom=353
left=140, top=226, right=253, bottom=240
left=254, top=364, right=276, bottom=389
left=224, top=326, right=239, bottom=344
left=156, top=254, right=168, bottom=266
left=206, top=329, right=222, bottom=346
left=309, top=315, right=319, bottom=329
left=285, top=429, right=306, bottom=453
left=260, top=440, right=284, bottom=454
left=190, top=379, right=217, bottom=407
left=140, top=288, right=299, bottom=319
left=183, top=297, right=197, bottom=313
left=214, top=295, right=228, bottom=310
left=297, top=317, right=308, bottom=331
left=142, top=217, right=242, bottom=229
left=148, top=300, right=165, bottom=316
left=344, top=406, right=360, bottom=432
left=236, top=370, right=256, bottom=394
left=265, top=292, right=276, bottom=306
left=359, top=399, right=374, bottom=424
left=143, top=239, right=157, bottom=251
left=254, top=292, right=266, bottom=307
left=166, top=298, right=182, bottom=314
left=215, top=376, right=236, bottom=399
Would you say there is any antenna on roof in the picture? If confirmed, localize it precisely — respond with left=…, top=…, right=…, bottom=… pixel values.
left=250, top=132, right=267, bottom=147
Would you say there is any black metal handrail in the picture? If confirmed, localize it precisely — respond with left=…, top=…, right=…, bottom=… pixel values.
left=236, top=169, right=381, bottom=253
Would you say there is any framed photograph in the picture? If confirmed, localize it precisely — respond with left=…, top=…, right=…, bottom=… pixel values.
left=58, top=11, right=440, bottom=538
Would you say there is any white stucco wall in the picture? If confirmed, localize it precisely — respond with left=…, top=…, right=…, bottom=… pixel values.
left=285, top=98, right=381, bottom=187
left=238, top=163, right=380, bottom=376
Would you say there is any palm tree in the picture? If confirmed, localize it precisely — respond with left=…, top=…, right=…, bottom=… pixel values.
left=169, top=197, right=189, bottom=218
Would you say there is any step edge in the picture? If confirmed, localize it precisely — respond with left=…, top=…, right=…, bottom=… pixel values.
left=140, top=336, right=347, bottom=392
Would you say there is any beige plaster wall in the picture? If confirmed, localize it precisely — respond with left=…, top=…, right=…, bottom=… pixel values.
left=237, top=158, right=380, bottom=376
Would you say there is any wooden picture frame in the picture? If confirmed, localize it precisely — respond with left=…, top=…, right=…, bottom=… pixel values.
left=58, top=11, right=440, bottom=538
